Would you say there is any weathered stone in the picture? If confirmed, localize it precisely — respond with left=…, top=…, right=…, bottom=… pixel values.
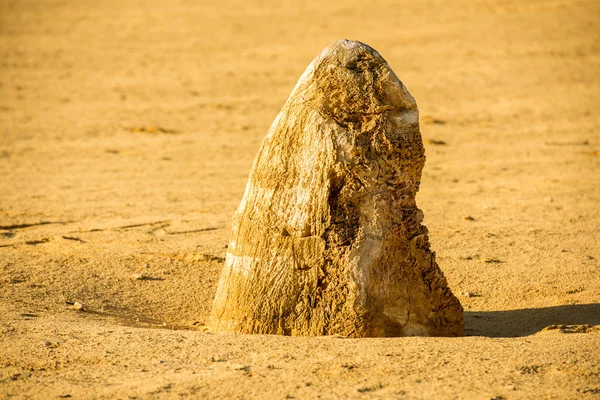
left=209, top=39, right=464, bottom=337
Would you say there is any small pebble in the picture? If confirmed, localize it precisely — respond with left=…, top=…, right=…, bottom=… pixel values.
left=132, top=273, right=146, bottom=280
left=208, top=354, right=228, bottom=363
left=463, top=216, right=475, bottom=221
left=73, top=302, right=85, bottom=311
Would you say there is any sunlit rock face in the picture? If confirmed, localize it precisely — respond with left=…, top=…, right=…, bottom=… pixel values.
left=209, top=39, right=464, bottom=337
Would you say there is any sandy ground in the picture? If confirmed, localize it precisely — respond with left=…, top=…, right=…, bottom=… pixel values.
left=1, top=0, right=599, bottom=398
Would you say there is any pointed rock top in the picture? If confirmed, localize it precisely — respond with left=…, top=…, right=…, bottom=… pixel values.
left=320, top=39, right=383, bottom=64
left=290, top=39, right=416, bottom=130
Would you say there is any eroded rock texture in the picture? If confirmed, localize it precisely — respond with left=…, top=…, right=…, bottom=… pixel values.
left=209, top=40, right=464, bottom=337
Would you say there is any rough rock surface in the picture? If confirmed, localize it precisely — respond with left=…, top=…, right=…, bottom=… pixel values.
left=209, top=39, right=464, bottom=337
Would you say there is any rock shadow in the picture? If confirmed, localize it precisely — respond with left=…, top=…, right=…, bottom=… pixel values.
left=74, top=305, right=190, bottom=331
left=465, top=303, right=600, bottom=337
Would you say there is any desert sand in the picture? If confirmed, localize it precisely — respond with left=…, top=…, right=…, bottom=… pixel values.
left=1, top=0, right=599, bottom=398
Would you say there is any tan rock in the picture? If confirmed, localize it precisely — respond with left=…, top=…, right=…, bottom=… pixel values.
left=209, top=39, right=463, bottom=337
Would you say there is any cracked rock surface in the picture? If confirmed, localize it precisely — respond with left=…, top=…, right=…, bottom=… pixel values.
left=209, top=40, right=464, bottom=337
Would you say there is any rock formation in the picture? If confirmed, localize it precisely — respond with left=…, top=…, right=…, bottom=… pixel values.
left=209, top=39, right=464, bottom=337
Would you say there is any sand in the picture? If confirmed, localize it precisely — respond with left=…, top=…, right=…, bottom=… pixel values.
left=1, top=0, right=599, bottom=398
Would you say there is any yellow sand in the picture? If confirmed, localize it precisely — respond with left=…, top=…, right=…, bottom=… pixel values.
left=1, top=0, right=599, bottom=398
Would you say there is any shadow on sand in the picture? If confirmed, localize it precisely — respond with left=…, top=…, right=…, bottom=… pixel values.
left=465, top=303, right=600, bottom=338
